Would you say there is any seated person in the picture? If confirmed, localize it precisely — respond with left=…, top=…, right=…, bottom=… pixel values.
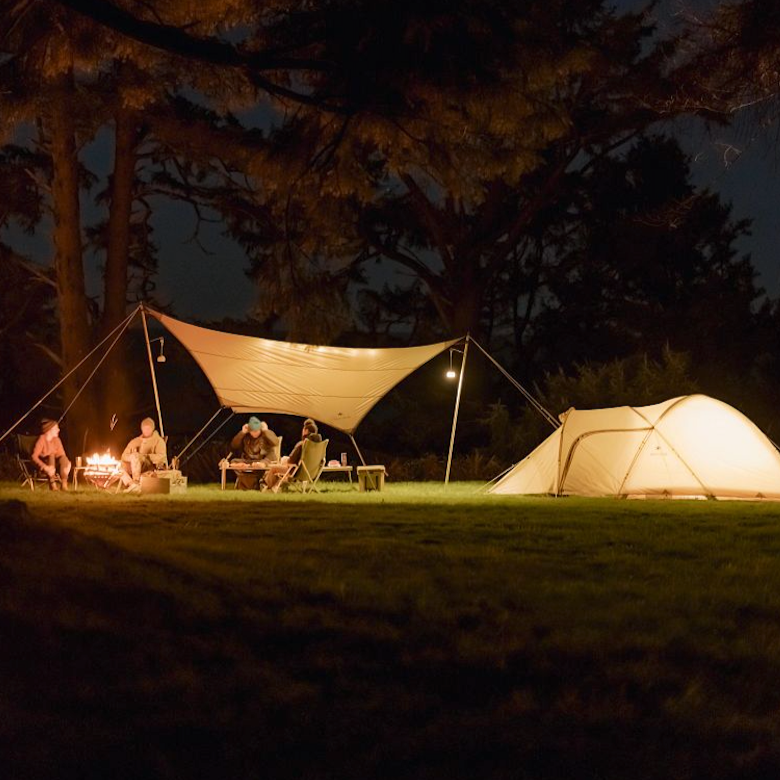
left=120, top=417, right=167, bottom=493
left=265, top=418, right=322, bottom=492
left=32, top=418, right=71, bottom=491
left=230, top=416, right=279, bottom=490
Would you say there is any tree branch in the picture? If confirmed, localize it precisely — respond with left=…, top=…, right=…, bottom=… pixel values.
left=52, top=0, right=349, bottom=111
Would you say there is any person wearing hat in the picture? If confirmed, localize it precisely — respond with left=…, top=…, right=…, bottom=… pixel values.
left=32, top=418, right=71, bottom=490
left=230, top=416, right=279, bottom=490
left=119, top=417, right=167, bottom=493
left=264, top=418, right=322, bottom=492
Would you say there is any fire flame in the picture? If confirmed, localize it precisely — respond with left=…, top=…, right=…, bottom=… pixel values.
left=86, top=452, right=120, bottom=470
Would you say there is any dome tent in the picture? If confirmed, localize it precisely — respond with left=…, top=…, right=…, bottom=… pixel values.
left=489, top=395, right=780, bottom=500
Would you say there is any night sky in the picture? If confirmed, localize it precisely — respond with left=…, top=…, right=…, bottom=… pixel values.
left=3, top=0, right=778, bottom=322
left=143, top=0, right=780, bottom=320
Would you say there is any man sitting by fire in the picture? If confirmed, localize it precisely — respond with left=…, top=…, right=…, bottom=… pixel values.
left=119, top=417, right=167, bottom=493
left=32, top=418, right=71, bottom=491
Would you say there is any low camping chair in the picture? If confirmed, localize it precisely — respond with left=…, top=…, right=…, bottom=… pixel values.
left=277, top=438, right=329, bottom=494
left=15, top=434, right=61, bottom=491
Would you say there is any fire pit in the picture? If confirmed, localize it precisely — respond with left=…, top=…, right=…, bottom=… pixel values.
left=82, top=452, right=123, bottom=489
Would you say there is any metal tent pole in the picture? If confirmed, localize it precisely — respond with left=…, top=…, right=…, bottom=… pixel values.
left=445, top=338, right=469, bottom=484
left=349, top=434, right=367, bottom=466
left=141, top=305, right=165, bottom=438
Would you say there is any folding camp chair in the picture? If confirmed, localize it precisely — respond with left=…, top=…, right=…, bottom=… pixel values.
left=15, top=434, right=61, bottom=491
left=276, top=438, right=329, bottom=494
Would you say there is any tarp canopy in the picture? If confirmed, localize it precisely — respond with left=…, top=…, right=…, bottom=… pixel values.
left=489, top=395, right=780, bottom=500
left=149, top=310, right=460, bottom=434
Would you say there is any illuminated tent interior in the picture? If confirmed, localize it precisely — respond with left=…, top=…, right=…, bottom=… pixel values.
left=489, top=395, right=780, bottom=500
left=148, top=310, right=460, bottom=435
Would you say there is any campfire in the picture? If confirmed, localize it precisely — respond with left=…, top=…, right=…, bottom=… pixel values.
left=83, top=452, right=123, bottom=489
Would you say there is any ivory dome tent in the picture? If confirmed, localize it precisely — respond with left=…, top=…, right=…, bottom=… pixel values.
left=489, top=395, right=780, bottom=500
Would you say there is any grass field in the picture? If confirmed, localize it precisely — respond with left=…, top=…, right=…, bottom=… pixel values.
left=1, top=481, right=780, bottom=780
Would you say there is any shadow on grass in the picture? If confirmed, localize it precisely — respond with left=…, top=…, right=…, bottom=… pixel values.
left=1, top=499, right=779, bottom=780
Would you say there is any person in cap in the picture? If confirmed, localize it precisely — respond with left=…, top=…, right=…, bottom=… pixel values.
left=120, top=417, right=167, bottom=493
left=230, top=416, right=280, bottom=490
left=264, top=418, right=322, bottom=492
left=32, top=418, right=71, bottom=490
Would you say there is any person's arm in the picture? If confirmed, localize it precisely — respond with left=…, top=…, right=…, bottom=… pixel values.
left=261, top=429, right=279, bottom=448
left=121, top=436, right=140, bottom=461
left=288, top=441, right=303, bottom=466
left=229, top=430, right=246, bottom=453
left=149, top=435, right=167, bottom=466
left=31, top=436, right=53, bottom=474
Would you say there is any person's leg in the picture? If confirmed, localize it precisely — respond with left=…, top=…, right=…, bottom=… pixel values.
left=236, top=472, right=257, bottom=490
left=44, top=455, right=59, bottom=490
left=57, top=455, right=71, bottom=490
left=130, top=452, right=143, bottom=482
left=265, top=464, right=289, bottom=491
left=120, top=460, right=134, bottom=487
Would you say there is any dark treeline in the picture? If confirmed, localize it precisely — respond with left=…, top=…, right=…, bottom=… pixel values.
left=2, top=0, right=780, bottom=466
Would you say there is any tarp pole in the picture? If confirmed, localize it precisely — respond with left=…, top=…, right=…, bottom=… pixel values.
left=141, top=306, right=165, bottom=438
left=445, top=339, right=469, bottom=484
left=349, top=434, right=367, bottom=466
left=0, top=306, right=141, bottom=446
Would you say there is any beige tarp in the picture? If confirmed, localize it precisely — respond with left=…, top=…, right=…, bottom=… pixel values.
left=490, top=395, right=780, bottom=500
left=150, top=311, right=459, bottom=434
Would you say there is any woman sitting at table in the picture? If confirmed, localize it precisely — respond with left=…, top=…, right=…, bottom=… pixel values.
left=264, top=418, right=321, bottom=492
left=230, top=416, right=279, bottom=490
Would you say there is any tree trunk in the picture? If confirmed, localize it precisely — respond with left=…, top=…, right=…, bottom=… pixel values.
left=100, top=106, right=138, bottom=437
left=49, top=65, right=92, bottom=451
left=103, top=107, right=136, bottom=334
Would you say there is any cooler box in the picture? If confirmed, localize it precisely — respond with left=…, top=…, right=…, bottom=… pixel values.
left=140, top=470, right=188, bottom=494
left=356, top=465, right=386, bottom=492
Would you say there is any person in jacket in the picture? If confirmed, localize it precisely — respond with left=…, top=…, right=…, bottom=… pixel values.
left=230, top=416, right=280, bottom=490
left=32, top=418, right=71, bottom=491
left=264, top=418, right=322, bottom=492
left=120, top=417, right=167, bottom=493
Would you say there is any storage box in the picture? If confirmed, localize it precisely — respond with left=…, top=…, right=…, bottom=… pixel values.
left=140, top=470, right=188, bottom=495
left=356, top=465, right=386, bottom=492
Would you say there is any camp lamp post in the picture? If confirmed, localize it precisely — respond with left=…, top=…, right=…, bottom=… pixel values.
left=444, top=340, right=469, bottom=485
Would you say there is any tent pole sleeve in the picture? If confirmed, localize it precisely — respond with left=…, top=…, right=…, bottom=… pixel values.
left=0, top=306, right=142, bottom=446
left=175, top=407, right=227, bottom=461
left=349, top=434, right=367, bottom=466
left=141, top=306, right=165, bottom=438
left=445, top=339, right=469, bottom=484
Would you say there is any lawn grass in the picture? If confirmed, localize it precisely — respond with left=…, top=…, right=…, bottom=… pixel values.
left=1, top=481, right=780, bottom=779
